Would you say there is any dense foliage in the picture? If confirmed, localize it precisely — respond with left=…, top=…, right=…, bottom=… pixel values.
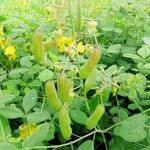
left=0, top=0, right=150, bottom=149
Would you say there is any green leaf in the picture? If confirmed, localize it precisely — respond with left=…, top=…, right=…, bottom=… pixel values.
left=45, top=123, right=55, bottom=141
left=0, top=94, right=15, bottom=105
left=23, top=90, right=38, bottom=113
left=28, top=65, right=44, bottom=75
left=143, top=37, right=150, bottom=46
left=143, top=63, right=150, bottom=70
left=137, top=46, right=150, bottom=59
left=114, top=114, right=148, bottom=142
left=102, top=25, right=114, bottom=32
left=2, top=79, right=25, bottom=87
left=123, top=53, right=143, bottom=61
left=77, top=140, right=94, bottom=150
left=28, top=80, right=42, bottom=87
left=89, top=94, right=100, bottom=113
left=0, top=74, right=7, bottom=82
left=9, top=68, right=29, bottom=79
left=109, top=136, right=143, bottom=150
left=101, top=88, right=111, bottom=103
left=0, top=69, right=6, bottom=75
left=106, top=65, right=118, bottom=76
left=27, top=111, right=51, bottom=123
left=0, top=106, right=24, bottom=119
left=22, top=123, right=49, bottom=148
left=38, top=69, right=53, bottom=82
left=107, top=44, right=121, bottom=54
left=20, top=56, right=32, bottom=68
left=70, top=109, right=88, bottom=125
left=0, top=15, right=7, bottom=23
left=0, top=143, right=18, bottom=150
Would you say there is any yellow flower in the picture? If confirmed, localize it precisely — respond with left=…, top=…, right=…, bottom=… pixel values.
left=0, top=38, right=6, bottom=49
left=56, top=36, right=74, bottom=53
left=19, top=123, right=37, bottom=140
left=5, top=45, right=16, bottom=60
left=77, top=42, right=85, bottom=54
left=65, top=37, right=74, bottom=45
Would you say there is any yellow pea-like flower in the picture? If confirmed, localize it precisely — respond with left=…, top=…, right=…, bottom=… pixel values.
left=56, top=36, right=74, bottom=53
left=77, top=42, right=85, bottom=54
left=5, top=45, right=16, bottom=60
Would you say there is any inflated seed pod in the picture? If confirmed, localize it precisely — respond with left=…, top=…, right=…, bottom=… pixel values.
left=84, top=68, right=96, bottom=94
left=33, top=30, right=44, bottom=62
left=75, top=0, right=83, bottom=33
left=79, top=48, right=101, bottom=79
left=86, top=105, right=105, bottom=130
left=43, top=39, right=56, bottom=50
left=45, top=81, right=62, bottom=112
left=57, top=73, right=73, bottom=105
left=58, top=104, right=72, bottom=140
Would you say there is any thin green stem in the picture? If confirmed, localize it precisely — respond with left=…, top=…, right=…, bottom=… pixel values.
left=22, top=130, right=97, bottom=150
left=94, top=32, right=100, bottom=49
left=68, top=0, right=75, bottom=35
left=102, top=132, right=108, bottom=150
left=0, top=116, right=7, bottom=143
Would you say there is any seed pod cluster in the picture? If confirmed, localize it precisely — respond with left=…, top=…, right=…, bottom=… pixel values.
left=33, top=30, right=44, bottom=63
left=86, top=105, right=105, bottom=130
left=58, top=104, right=72, bottom=140
left=57, top=73, right=73, bottom=105
left=79, top=48, right=101, bottom=79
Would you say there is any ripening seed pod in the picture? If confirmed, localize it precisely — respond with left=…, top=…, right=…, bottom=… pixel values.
left=79, top=48, right=101, bottom=79
left=33, top=30, right=44, bottom=62
left=58, top=104, right=72, bottom=140
left=84, top=68, right=96, bottom=93
left=57, top=73, right=73, bottom=105
left=45, top=81, right=62, bottom=112
left=75, top=0, right=83, bottom=33
left=43, top=39, right=56, bottom=50
left=86, top=105, right=105, bottom=130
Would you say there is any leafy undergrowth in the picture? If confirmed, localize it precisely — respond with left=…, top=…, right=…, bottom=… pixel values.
left=0, top=0, right=150, bottom=150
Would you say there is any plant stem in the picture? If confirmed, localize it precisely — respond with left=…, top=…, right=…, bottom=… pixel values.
left=68, top=0, right=75, bottom=35
left=0, top=115, right=7, bottom=142
left=94, top=31, right=100, bottom=49
left=23, top=130, right=97, bottom=150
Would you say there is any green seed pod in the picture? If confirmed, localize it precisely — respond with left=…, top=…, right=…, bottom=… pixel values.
left=84, top=68, right=96, bottom=93
left=79, top=48, right=101, bottom=79
left=58, top=104, right=72, bottom=140
left=86, top=105, right=105, bottom=130
left=75, top=0, right=83, bottom=33
left=45, top=81, right=62, bottom=112
left=43, top=39, right=56, bottom=50
left=57, top=73, right=73, bottom=105
left=33, top=30, right=44, bottom=62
